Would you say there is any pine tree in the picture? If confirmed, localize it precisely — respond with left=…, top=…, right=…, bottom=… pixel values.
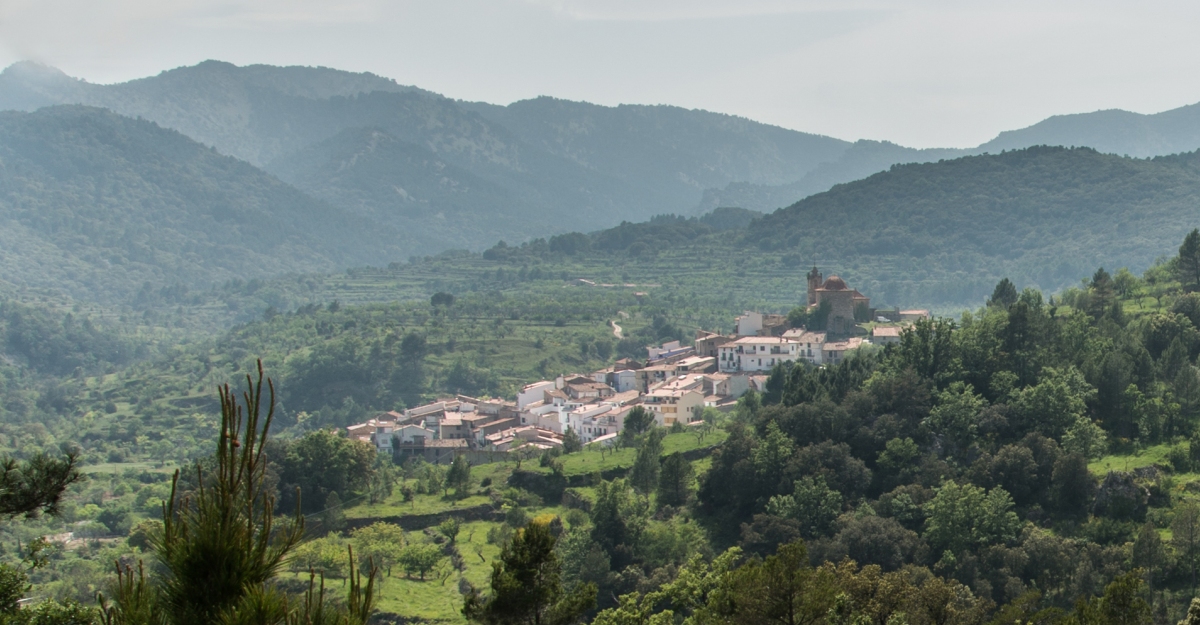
left=562, top=428, right=583, bottom=454
left=629, top=430, right=665, bottom=494
left=447, top=453, right=473, bottom=499
left=621, top=407, right=655, bottom=445
left=1180, top=228, right=1200, bottom=292
left=463, top=520, right=595, bottom=625
left=655, top=453, right=694, bottom=508
left=989, top=277, right=1019, bottom=308
left=1132, top=521, right=1165, bottom=597
left=100, top=361, right=376, bottom=625
left=0, top=450, right=82, bottom=520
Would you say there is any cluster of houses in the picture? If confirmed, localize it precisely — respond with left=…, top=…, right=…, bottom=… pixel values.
left=347, top=270, right=929, bottom=463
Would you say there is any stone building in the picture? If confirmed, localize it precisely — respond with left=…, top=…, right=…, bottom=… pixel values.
left=807, top=267, right=870, bottom=335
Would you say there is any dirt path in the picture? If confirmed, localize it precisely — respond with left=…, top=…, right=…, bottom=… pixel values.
left=610, top=320, right=623, bottom=339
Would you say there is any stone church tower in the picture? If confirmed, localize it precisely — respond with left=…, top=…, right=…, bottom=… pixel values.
left=806, top=267, right=822, bottom=307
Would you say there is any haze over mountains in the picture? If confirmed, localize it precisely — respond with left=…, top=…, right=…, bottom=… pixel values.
left=0, top=106, right=409, bottom=304
left=4, top=59, right=1200, bottom=308
left=0, top=60, right=853, bottom=252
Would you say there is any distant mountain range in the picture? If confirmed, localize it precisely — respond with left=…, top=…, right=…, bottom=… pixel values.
left=4, top=59, right=1200, bottom=307
left=487, top=146, right=1200, bottom=308
left=0, top=106, right=408, bottom=304
left=0, top=60, right=851, bottom=253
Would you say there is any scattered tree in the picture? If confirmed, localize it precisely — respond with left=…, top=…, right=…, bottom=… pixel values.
left=447, top=453, right=473, bottom=499
left=989, top=277, right=1019, bottom=308
left=1180, top=229, right=1200, bottom=292
left=463, top=519, right=596, bottom=625
left=656, top=452, right=694, bottom=508
left=562, top=427, right=583, bottom=454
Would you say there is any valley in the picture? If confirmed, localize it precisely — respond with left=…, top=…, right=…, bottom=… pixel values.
left=4, top=57, right=1200, bottom=625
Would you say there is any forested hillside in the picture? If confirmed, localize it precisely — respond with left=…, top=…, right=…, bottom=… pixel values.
left=448, top=147, right=1200, bottom=310
left=700, top=140, right=969, bottom=212
left=0, top=60, right=855, bottom=256
left=746, top=146, right=1200, bottom=294
left=8, top=60, right=1200, bottom=277
left=15, top=142, right=1196, bottom=326
left=980, top=102, right=1200, bottom=157
left=0, top=105, right=408, bottom=303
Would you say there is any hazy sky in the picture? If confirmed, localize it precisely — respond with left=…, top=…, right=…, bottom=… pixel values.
left=1, top=0, right=1198, bottom=148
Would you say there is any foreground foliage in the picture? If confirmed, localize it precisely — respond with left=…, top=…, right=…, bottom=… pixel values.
left=99, top=363, right=376, bottom=625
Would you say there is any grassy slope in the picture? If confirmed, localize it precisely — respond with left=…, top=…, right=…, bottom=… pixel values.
left=336, top=425, right=722, bottom=623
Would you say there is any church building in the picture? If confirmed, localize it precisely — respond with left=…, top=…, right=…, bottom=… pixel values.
left=806, top=267, right=870, bottom=335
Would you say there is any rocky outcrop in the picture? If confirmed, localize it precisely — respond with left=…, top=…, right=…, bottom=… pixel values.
left=1092, top=471, right=1149, bottom=520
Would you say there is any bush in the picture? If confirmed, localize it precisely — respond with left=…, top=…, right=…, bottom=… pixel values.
left=1081, top=517, right=1136, bottom=545
left=487, top=524, right=514, bottom=546
left=1169, top=444, right=1192, bottom=473
left=505, top=506, right=530, bottom=528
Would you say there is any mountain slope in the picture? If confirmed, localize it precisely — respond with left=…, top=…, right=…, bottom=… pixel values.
left=463, top=96, right=850, bottom=209
left=699, top=140, right=968, bottom=212
left=978, top=103, right=1200, bottom=158
left=745, top=146, right=1200, bottom=294
left=268, top=127, right=535, bottom=250
left=462, top=147, right=1200, bottom=310
left=0, top=106, right=409, bottom=304
left=0, top=61, right=858, bottom=244
left=0, top=60, right=431, bottom=165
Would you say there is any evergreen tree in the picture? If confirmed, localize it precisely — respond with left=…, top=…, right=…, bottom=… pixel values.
left=1180, top=228, right=1200, bottom=292
left=590, top=479, right=646, bottom=570
left=989, top=277, right=1019, bottom=308
left=623, top=407, right=655, bottom=439
left=322, top=491, right=347, bottom=533
left=1089, top=267, right=1117, bottom=318
left=464, top=520, right=596, bottom=625
left=708, top=541, right=827, bottom=625
left=447, top=453, right=473, bottom=499
left=1174, top=502, right=1200, bottom=595
left=629, top=430, right=665, bottom=494
left=1132, top=521, right=1166, bottom=596
left=656, top=452, right=694, bottom=508
left=1050, top=453, right=1095, bottom=516
left=100, top=361, right=376, bottom=625
left=561, top=428, right=582, bottom=454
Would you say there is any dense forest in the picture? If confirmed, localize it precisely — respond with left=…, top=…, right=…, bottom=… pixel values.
left=0, top=60, right=855, bottom=255
left=0, top=105, right=410, bottom=303
left=9, top=102, right=1200, bottom=317
left=470, top=147, right=1200, bottom=308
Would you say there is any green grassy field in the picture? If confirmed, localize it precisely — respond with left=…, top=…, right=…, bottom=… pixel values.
left=373, top=520, right=502, bottom=624
left=1088, top=444, right=1174, bottom=475
left=333, top=425, right=716, bottom=623
left=515, top=427, right=728, bottom=477
left=347, top=464, right=518, bottom=520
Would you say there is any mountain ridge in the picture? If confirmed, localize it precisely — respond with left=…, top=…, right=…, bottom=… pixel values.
left=0, top=105, right=410, bottom=304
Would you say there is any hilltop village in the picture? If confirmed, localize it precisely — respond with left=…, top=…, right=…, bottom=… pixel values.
left=348, top=269, right=929, bottom=462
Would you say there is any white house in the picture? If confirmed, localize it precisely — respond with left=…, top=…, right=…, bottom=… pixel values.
left=871, top=326, right=903, bottom=346
left=718, top=336, right=801, bottom=373
left=823, top=337, right=865, bottom=365
left=781, top=329, right=827, bottom=365
left=517, top=381, right=556, bottom=409
left=642, top=388, right=705, bottom=426
left=394, top=424, right=436, bottom=446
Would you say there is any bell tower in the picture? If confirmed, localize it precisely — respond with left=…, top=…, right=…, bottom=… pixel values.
left=806, top=266, right=822, bottom=307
